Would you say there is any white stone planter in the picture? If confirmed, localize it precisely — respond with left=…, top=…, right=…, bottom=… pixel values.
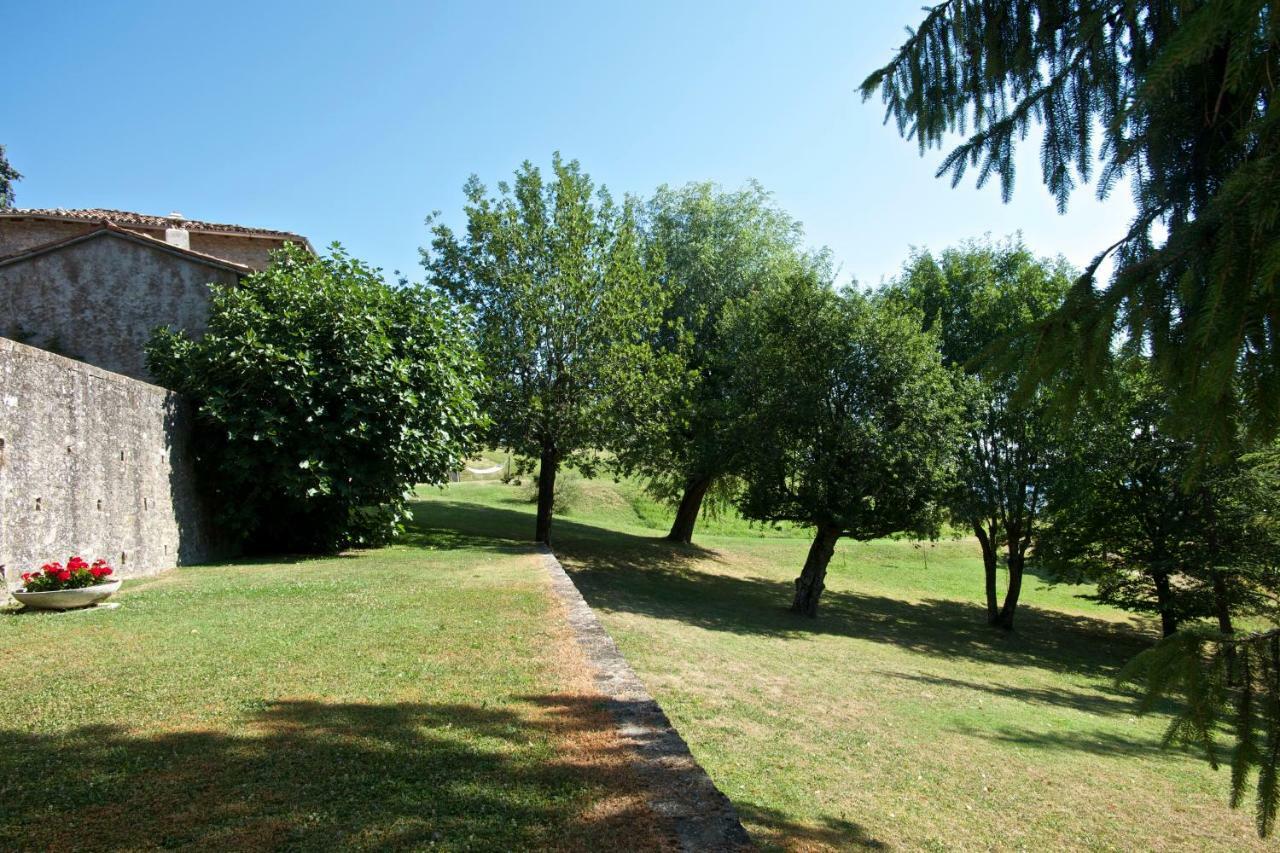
left=12, top=580, right=122, bottom=611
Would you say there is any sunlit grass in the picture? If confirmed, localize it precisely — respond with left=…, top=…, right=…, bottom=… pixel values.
left=417, top=478, right=1268, bottom=851
left=0, top=522, right=661, bottom=851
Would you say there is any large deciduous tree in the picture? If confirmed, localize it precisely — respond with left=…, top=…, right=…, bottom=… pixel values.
left=148, top=244, right=483, bottom=553
left=424, top=154, right=676, bottom=546
left=728, top=273, right=965, bottom=616
left=862, top=0, right=1280, bottom=449
left=617, top=181, right=815, bottom=544
left=0, top=144, right=21, bottom=209
left=889, top=238, right=1072, bottom=629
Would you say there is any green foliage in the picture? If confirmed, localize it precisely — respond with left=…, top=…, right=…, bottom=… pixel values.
left=148, top=244, right=483, bottom=552
left=1120, top=627, right=1280, bottom=837
left=0, top=144, right=20, bottom=209
left=423, top=153, right=682, bottom=540
left=614, top=181, right=819, bottom=509
left=1039, top=361, right=1280, bottom=635
left=727, top=273, right=965, bottom=537
left=886, top=236, right=1073, bottom=626
left=863, top=0, right=1280, bottom=450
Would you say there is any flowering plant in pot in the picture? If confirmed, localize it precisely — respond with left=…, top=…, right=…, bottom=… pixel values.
left=14, top=556, right=121, bottom=610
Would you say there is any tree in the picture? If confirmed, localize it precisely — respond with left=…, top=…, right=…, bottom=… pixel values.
left=866, top=5, right=1280, bottom=827
left=728, top=273, right=965, bottom=616
left=889, top=237, right=1072, bottom=629
left=1038, top=361, right=1279, bottom=637
left=616, top=181, right=815, bottom=543
left=0, top=144, right=21, bottom=209
left=147, top=244, right=483, bottom=553
left=1121, top=443, right=1280, bottom=832
left=424, top=154, right=677, bottom=546
left=862, top=1, right=1280, bottom=450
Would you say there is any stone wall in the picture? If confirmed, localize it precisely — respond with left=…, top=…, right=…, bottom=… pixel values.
left=186, top=233, right=293, bottom=271
left=0, top=230, right=240, bottom=381
left=0, top=219, right=95, bottom=257
left=0, top=217, right=294, bottom=272
left=0, top=337, right=217, bottom=591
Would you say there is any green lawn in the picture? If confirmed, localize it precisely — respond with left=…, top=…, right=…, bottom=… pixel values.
left=0, top=520, right=663, bottom=851
left=415, top=477, right=1269, bottom=851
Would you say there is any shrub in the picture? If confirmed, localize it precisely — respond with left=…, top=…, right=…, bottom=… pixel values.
left=148, top=244, right=484, bottom=553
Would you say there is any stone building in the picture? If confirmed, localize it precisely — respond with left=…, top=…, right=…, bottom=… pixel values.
left=0, top=208, right=313, bottom=272
left=0, top=209, right=312, bottom=381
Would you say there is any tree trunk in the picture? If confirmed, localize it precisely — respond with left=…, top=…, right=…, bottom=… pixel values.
left=1152, top=571, right=1178, bottom=638
left=994, top=551, right=1025, bottom=630
left=667, top=475, right=713, bottom=544
left=973, top=522, right=1000, bottom=626
left=535, top=448, right=559, bottom=546
left=791, top=524, right=842, bottom=617
left=1210, top=569, right=1234, bottom=635
left=1210, top=568, right=1237, bottom=678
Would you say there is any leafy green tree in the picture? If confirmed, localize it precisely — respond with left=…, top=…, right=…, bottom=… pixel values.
left=1039, top=361, right=1279, bottom=637
left=148, top=244, right=483, bottom=553
left=0, top=144, right=21, bottom=209
left=616, top=181, right=815, bottom=543
left=424, top=154, right=677, bottom=545
left=728, top=273, right=965, bottom=616
left=862, top=1, right=1280, bottom=449
left=1121, top=444, right=1280, bottom=834
left=889, top=237, right=1072, bottom=629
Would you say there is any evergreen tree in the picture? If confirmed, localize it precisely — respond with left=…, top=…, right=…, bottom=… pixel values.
left=0, top=144, right=21, bottom=209
left=863, top=1, right=1280, bottom=450
left=866, top=3, right=1280, bottom=830
left=888, top=237, right=1072, bottom=629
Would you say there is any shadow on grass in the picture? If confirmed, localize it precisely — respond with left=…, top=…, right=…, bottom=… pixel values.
left=735, top=802, right=886, bottom=850
left=881, top=671, right=1157, bottom=717
left=952, top=722, right=1180, bottom=758
left=0, top=696, right=664, bottom=851
left=408, top=499, right=1153, bottom=681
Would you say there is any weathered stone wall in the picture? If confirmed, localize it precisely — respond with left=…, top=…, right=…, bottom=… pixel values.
left=0, top=231, right=240, bottom=381
left=0, top=337, right=217, bottom=591
left=0, top=219, right=97, bottom=256
left=186, top=233, right=294, bottom=271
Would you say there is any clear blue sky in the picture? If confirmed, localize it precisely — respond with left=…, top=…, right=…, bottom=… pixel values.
left=4, top=0, right=1134, bottom=287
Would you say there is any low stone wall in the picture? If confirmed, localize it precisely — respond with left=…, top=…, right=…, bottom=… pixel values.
left=0, top=337, right=216, bottom=591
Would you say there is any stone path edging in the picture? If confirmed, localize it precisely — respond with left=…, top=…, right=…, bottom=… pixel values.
left=537, top=545, right=753, bottom=851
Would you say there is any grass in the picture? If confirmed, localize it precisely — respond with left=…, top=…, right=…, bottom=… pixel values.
left=414, top=478, right=1271, bottom=851
left=0, top=521, right=666, bottom=851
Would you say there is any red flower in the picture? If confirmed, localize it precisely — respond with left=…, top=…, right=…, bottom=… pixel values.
left=67, top=556, right=89, bottom=571
left=90, top=566, right=113, bottom=578
left=57, top=570, right=71, bottom=582
left=42, top=562, right=63, bottom=575
left=92, top=559, right=109, bottom=569
left=21, top=572, right=31, bottom=582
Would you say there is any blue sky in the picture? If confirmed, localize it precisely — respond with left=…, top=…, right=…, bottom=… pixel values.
left=4, top=1, right=1134, bottom=287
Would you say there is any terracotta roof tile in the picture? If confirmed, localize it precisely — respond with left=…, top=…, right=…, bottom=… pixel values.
left=1, top=208, right=308, bottom=243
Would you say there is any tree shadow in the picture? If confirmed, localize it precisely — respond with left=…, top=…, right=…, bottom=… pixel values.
left=408, top=498, right=1156, bottom=679
left=880, top=671, right=1165, bottom=717
left=735, top=802, right=886, bottom=851
left=950, top=722, right=1182, bottom=758
left=0, top=696, right=668, bottom=851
